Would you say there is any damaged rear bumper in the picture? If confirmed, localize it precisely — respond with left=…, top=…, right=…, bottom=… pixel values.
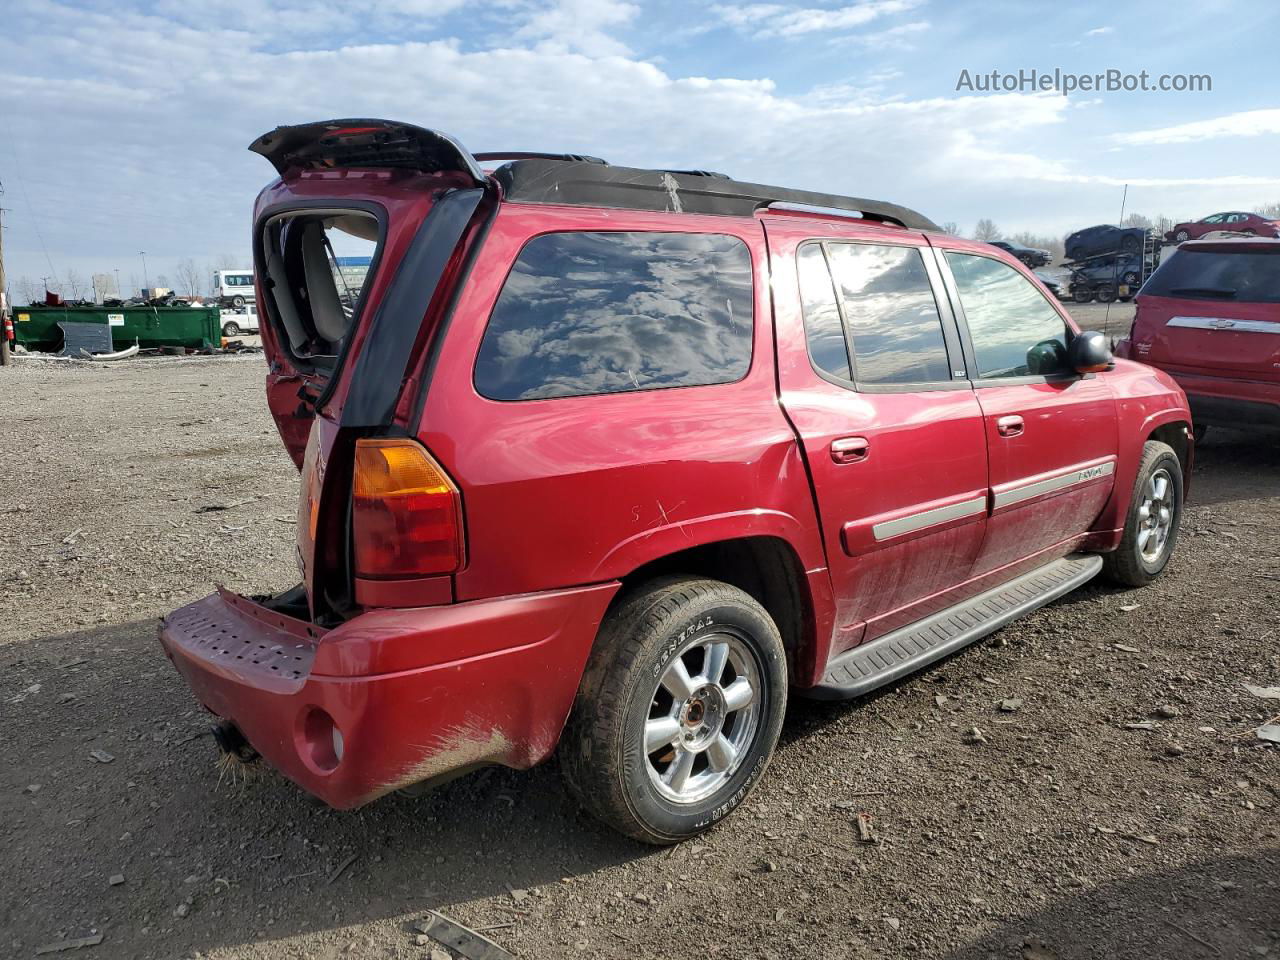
left=158, top=583, right=619, bottom=808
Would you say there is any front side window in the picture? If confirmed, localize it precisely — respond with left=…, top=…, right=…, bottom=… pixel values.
left=826, top=242, right=952, bottom=386
left=945, top=252, right=1071, bottom=379
left=475, top=231, right=753, bottom=401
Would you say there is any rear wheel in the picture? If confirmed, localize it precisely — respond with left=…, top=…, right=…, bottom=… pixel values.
left=231, top=295, right=246, bottom=308
left=1096, top=286, right=1117, bottom=304
left=222, top=321, right=241, bottom=337
left=1175, top=229, right=1190, bottom=242
left=560, top=577, right=787, bottom=845
left=1103, top=441, right=1183, bottom=587
left=1072, top=288, right=1094, bottom=303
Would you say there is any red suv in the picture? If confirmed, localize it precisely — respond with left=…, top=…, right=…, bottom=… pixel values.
left=159, top=119, right=1193, bottom=844
left=1118, top=237, right=1280, bottom=432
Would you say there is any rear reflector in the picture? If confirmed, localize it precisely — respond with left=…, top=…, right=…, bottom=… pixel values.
left=352, top=438, right=462, bottom=578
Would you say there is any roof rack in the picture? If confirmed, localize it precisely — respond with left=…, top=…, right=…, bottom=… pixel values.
left=493, top=160, right=940, bottom=232
left=474, top=151, right=608, bottom=165
left=249, top=119, right=939, bottom=233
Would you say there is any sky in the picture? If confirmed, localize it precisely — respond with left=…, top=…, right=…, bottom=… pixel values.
left=1, top=0, right=1278, bottom=298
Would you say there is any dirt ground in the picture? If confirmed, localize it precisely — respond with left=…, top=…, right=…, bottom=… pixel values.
left=2, top=308, right=1278, bottom=960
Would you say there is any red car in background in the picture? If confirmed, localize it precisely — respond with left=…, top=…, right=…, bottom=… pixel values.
left=1164, top=211, right=1280, bottom=243
left=1119, top=237, right=1280, bottom=433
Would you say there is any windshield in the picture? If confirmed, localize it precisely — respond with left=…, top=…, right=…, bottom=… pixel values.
left=1141, top=247, right=1280, bottom=303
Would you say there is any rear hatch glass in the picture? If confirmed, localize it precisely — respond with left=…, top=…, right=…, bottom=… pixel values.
left=1137, top=246, right=1280, bottom=379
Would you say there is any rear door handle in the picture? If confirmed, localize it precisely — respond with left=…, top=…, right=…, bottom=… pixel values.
left=996, top=415, right=1024, bottom=438
left=831, top=436, right=870, bottom=464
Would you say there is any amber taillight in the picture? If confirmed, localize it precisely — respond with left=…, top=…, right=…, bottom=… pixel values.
left=351, top=438, right=462, bottom=578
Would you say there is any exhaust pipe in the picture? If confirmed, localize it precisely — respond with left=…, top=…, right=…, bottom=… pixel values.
left=212, top=721, right=260, bottom=764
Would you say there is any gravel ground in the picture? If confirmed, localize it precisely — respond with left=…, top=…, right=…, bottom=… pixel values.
left=1, top=326, right=1277, bottom=960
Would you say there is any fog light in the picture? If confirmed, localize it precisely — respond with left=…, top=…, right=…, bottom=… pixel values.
left=299, top=707, right=343, bottom=773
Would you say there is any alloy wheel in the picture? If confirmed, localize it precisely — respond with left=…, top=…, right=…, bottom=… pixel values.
left=644, top=632, right=761, bottom=804
left=1137, top=467, right=1175, bottom=563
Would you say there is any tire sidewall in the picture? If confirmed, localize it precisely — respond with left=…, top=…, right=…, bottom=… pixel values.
left=1128, top=449, right=1183, bottom=577
left=618, top=599, right=786, bottom=842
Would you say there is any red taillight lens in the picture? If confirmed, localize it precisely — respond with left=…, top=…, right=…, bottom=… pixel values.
left=351, top=438, right=462, bottom=578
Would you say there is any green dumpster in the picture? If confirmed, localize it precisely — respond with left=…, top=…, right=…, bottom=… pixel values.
left=12, top=304, right=222, bottom=352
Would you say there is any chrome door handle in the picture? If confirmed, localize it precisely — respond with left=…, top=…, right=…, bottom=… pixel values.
left=996, top=415, right=1024, bottom=438
left=831, top=437, right=870, bottom=464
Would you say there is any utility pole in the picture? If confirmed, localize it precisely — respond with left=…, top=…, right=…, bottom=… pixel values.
left=114, top=268, right=121, bottom=300
left=139, top=251, right=149, bottom=294
left=0, top=202, right=10, bottom=366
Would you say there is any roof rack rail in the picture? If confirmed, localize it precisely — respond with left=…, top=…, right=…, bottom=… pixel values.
left=660, top=169, right=731, bottom=180
left=474, top=151, right=608, bottom=165
left=494, top=160, right=940, bottom=232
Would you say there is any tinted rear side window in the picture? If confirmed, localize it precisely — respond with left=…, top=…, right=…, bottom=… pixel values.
left=796, top=244, right=851, bottom=380
left=475, top=231, right=753, bottom=401
left=1141, top=247, right=1280, bottom=303
left=826, top=242, right=952, bottom=386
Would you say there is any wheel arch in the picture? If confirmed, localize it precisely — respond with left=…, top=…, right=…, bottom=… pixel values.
left=611, top=535, right=825, bottom=688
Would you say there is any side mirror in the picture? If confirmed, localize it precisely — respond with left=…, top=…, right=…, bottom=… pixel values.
left=1067, top=330, right=1113, bottom=373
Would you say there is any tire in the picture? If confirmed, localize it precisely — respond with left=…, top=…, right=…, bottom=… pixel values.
left=559, top=577, right=787, bottom=845
left=1122, top=271, right=1139, bottom=286
left=1175, top=230, right=1190, bottom=243
left=231, top=295, right=245, bottom=308
left=1072, top=288, right=1094, bottom=304
left=1102, top=440, right=1183, bottom=587
left=222, top=321, right=241, bottom=337
left=1096, top=286, right=1117, bottom=304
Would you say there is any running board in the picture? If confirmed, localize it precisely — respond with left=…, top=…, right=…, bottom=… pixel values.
left=808, top=553, right=1103, bottom=700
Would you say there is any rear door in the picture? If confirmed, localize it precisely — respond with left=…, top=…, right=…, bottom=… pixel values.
left=767, top=217, right=989, bottom=650
left=934, top=245, right=1119, bottom=576
left=1134, top=244, right=1280, bottom=380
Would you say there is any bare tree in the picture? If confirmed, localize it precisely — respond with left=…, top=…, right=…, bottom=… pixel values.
left=1256, top=200, right=1280, bottom=219
left=972, top=218, right=1001, bottom=242
left=214, top=252, right=242, bottom=270
left=1009, top=231, right=1064, bottom=263
left=64, top=269, right=86, bottom=300
left=1122, top=213, right=1153, bottom=230
left=176, top=258, right=201, bottom=297
left=941, top=221, right=961, bottom=236
left=17, top=276, right=39, bottom=305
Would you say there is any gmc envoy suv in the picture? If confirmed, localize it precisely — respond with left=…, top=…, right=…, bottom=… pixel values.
left=160, top=119, right=1192, bottom=844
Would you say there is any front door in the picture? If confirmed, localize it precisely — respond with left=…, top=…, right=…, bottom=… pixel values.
left=767, top=218, right=989, bottom=655
left=935, top=246, right=1119, bottom=577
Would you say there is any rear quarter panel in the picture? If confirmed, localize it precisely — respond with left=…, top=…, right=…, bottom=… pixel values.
left=416, top=204, right=827, bottom=604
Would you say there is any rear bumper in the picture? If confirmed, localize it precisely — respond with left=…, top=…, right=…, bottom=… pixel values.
left=1161, top=369, right=1280, bottom=427
left=158, top=582, right=619, bottom=809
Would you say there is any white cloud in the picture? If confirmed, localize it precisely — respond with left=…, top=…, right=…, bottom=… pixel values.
left=1114, top=108, right=1280, bottom=146
left=713, top=0, right=923, bottom=38
left=1084, top=25, right=1113, bottom=36
left=512, top=0, right=640, bottom=56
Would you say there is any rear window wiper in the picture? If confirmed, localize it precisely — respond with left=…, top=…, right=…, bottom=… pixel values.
left=1168, top=286, right=1237, bottom=299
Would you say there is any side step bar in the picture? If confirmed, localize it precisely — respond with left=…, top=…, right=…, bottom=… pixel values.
left=808, top=553, right=1103, bottom=701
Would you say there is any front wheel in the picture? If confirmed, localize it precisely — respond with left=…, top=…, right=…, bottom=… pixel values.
left=1072, top=288, right=1094, bottom=303
left=1103, top=440, right=1183, bottom=587
left=1096, top=286, right=1117, bottom=304
left=1175, top=230, right=1190, bottom=242
left=222, top=321, right=241, bottom=337
left=560, top=577, right=787, bottom=844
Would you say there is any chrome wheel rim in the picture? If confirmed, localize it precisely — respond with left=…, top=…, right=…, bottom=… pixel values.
left=644, top=632, right=761, bottom=805
left=1137, top=467, right=1175, bottom=563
